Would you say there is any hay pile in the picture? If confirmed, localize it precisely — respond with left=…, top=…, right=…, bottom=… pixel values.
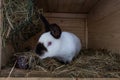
left=1, top=49, right=120, bottom=78
left=2, top=0, right=43, bottom=52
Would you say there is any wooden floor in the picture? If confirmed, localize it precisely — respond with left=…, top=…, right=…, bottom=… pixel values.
left=0, top=68, right=120, bottom=80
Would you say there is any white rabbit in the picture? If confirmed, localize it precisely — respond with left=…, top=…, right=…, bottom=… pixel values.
left=35, top=14, right=81, bottom=63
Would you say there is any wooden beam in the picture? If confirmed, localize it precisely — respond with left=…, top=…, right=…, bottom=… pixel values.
left=45, top=13, right=87, bottom=19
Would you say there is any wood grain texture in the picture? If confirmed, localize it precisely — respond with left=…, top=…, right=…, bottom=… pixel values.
left=34, top=0, right=99, bottom=13
left=45, top=13, right=87, bottom=18
left=88, top=0, right=120, bottom=53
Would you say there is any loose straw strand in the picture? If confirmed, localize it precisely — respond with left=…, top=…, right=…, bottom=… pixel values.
left=6, top=60, right=17, bottom=80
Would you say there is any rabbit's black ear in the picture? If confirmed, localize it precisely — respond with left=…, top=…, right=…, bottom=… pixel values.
left=50, top=24, right=62, bottom=39
left=39, top=14, right=50, bottom=32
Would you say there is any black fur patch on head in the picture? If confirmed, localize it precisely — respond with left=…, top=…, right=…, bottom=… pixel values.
left=50, top=24, right=62, bottom=39
left=35, top=43, right=47, bottom=56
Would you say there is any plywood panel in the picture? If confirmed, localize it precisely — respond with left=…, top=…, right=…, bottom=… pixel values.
left=88, top=0, right=120, bottom=53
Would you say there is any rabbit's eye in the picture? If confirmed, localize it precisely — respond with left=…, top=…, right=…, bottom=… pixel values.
left=48, top=42, right=52, bottom=46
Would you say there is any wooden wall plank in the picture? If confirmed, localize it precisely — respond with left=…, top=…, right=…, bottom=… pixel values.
left=88, top=0, right=120, bottom=53
left=80, top=0, right=99, bottom=13
left=45, top=13, right=87, bottom=18
left=47, top=0, right=58, bottom=12
left=35, top=0, right=99, bottom=13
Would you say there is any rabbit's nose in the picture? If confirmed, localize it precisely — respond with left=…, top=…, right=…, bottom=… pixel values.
left=35, top=43, right=47, bottom=56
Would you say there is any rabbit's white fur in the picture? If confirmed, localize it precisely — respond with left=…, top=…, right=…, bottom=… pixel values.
left=38, top=31, right=81, bottom=63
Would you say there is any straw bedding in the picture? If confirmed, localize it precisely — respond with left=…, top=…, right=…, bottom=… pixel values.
left=1, top=49, right=120, bottom=78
